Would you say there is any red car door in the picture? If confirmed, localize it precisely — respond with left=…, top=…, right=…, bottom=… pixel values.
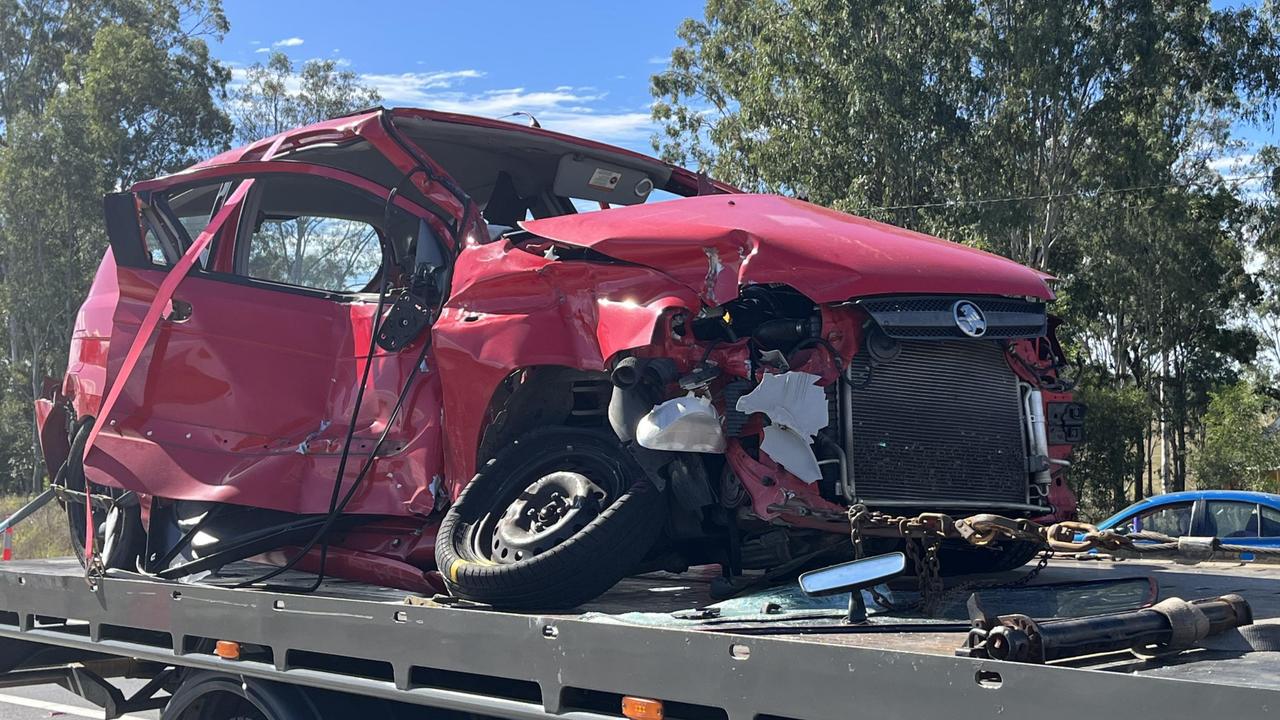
left=86, top=167, right=446, bottom=518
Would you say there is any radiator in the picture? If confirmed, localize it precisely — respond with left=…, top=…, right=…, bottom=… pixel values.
left=842, top=340, right=1029, bottom=506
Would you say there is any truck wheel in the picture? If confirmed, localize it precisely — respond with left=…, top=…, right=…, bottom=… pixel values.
left=163, top=671, right=320, bottom=719
left=436, top=427, right=664, bottom=609
left=937, top=540, right=1043, bottom=576
left=60, top=418, right=144, bottom=571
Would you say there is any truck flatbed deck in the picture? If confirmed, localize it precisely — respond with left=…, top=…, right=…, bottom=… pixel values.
left=0, top=557, right=1275, bottom=719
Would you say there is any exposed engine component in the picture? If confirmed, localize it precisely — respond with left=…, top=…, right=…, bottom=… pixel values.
left=864, top=326, right=901, bottom=364
left=607, top=357, right=677, bottom=443
left=737, top=529, right=793, bottom=570
left=692, top=285, right=817, bottom=348
left=636, top=395, right=727, bottom=453
left=722, top=380, right=753, bottom=436
left=836, top=336, right=1042, bottom=512
left=1022, top=385, right=1054, bottom=500
left=752, top=318, right=815, bottom=350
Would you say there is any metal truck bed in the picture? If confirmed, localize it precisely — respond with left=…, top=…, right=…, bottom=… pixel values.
left=0, top=557, right=1275, bottom=719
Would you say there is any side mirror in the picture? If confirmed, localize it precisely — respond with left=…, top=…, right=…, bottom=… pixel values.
left=798, top=552, right=906, bottom=623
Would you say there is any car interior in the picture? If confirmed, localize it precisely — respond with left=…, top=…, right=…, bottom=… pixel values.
left=282, top=115, right=689, bottom=241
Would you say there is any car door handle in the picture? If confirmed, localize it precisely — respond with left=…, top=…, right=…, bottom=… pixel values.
left=164, top=298, right=193, bottom=323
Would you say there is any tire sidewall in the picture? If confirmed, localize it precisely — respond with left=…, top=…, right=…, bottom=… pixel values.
left=436, top=427, right=665, bottom=609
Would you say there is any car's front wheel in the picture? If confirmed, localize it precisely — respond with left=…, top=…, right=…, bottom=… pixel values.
left=435, top=427, right=665, bottom=609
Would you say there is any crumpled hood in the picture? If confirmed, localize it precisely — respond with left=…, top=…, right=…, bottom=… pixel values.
left=520, top=194, right=1054, bottom=305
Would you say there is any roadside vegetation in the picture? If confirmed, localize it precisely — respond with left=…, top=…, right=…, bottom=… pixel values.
left=651, top=0, right=1280, bottom=517
left=0, top=496, right=72, bottom=560
left=0, top=1, right=1277, bottom=558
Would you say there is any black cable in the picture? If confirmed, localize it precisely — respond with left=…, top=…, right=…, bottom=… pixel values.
left=699, top=339, right=722, bottom=365
left=234, top=162, right=458, bottom=591
left=231, top=242, right=395, bottom=590
left=793, top=336, right=850, bottom=386
left=241, top=337, right=432, bottom=591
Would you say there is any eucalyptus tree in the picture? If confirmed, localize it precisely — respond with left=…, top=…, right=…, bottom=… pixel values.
left=653, top=0, right=1280, bottom=510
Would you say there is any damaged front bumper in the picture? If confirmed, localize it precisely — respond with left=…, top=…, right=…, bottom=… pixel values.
left=604, top=293, right=1080, bottom=529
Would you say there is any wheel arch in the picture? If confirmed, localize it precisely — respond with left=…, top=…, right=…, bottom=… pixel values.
left=473, top=365, right=615, bottom=479
left=162, top=671, right=323, bottom=719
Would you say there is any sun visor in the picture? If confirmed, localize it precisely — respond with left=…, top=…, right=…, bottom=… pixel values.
left=553, top=154, right=655, bottom=206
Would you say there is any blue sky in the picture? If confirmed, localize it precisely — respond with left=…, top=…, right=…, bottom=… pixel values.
left=215, top=1, right=702, bottom=154
left=213, top=1, right=1273, bottom=167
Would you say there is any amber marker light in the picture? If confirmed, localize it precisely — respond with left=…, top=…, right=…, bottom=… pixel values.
left=214, top=640, right=241, bottom=660
left=621, top=696, right=664, bottom=720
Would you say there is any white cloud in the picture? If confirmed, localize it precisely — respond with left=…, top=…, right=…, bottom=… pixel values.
left=362, top=71, right=655, bottom=147
left=647, top=55, right=670, bottom=65
left=360, top=70, right=487, bottom=101
left=1209, top=152, right=1256, bottom=175
left=254, top=47, right=270, bottom=53
left=273, top=37, right=305, bottom=48
left=228, top=63, right=655, bottom=150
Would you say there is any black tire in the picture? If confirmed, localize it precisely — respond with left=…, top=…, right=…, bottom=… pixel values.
left=60, top=418, right=145, bottom=571
left=435, top=427, right=665, bottom=609
left=163, top=671, right=318, bottom=720
left=937, top=539, right=1043, bottom=576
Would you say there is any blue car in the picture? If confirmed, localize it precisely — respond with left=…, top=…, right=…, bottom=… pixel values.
left=1096, top=490, right=1280, bottom=559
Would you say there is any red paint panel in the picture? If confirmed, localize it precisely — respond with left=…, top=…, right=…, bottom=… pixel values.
left=521, top=194, right=1055, bottom=304
left=87, top=267, right=442, bottom=515
left=433, top=241, right=704, bottom=490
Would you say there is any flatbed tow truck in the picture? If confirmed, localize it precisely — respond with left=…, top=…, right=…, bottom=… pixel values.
left=11, top=107, right=1277, bottom=718
left=0, top=554, right=1273, bottom=720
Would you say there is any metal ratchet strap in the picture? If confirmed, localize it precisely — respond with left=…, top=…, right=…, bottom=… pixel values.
left=79, top=180, right=255, bottom=577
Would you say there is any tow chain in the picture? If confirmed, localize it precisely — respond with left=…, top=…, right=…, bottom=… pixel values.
left=847, top=504, right=1279, bottom=616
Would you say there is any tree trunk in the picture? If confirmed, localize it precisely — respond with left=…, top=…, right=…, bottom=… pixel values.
left=26, top=335, right=44, bottom=494
left=1159, top=347, right=1172, bottom=494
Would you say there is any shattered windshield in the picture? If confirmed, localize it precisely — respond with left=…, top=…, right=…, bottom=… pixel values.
left=582, top=572, right=1157, bottom=630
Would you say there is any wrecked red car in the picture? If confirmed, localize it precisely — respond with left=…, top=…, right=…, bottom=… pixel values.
left=35, top=107, right=1082, bottom=608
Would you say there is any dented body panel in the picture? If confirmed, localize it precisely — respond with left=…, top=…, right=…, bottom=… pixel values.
left=37, top=107, right=1080, bottom=590
left=520, top=194, right=1056, bottom=304
left=436, top=238, right=703, bottom=491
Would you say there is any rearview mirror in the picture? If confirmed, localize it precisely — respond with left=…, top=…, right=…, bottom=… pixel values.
left=798, top=552, right=906, bottom=623
left=798, top=548, right=911, bottom=594
left=799, top=552, right=906, bottom=597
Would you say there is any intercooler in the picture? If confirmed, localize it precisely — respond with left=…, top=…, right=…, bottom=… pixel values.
left=840, top=339, right=1030, bottom=507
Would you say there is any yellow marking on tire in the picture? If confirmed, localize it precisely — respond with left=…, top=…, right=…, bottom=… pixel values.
left=449, top=558, right=464, bottom=582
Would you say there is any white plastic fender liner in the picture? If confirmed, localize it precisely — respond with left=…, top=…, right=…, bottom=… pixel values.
left=734, top=371, right=829, bottom=482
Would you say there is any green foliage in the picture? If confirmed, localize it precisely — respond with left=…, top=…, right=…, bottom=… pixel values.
left=1069, top=382, right=1151, bottom=520
left=1194, top=381, right=1280, bottom=492
left=0, top=495, right=73, bottom=559
left=231, top=51, right=380, bottom=143
left=655, top=0, right=1280, bottom=497
left=0, top=0, right=232, bottom=493
left=229, top=52, right=383, bottom=294
left=246, top=215, right=381, bottom=292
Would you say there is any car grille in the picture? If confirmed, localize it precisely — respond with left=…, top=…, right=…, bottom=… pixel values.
left=842, top=340, right=1029, bottom=506
left=856, top=296, right=1046, bottom=340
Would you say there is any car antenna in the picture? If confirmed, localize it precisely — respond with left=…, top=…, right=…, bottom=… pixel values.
left=498, top=111, right=541, bottom=128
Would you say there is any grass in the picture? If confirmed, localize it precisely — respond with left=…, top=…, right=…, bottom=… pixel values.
left=0, top=494, right=75, bottom=560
